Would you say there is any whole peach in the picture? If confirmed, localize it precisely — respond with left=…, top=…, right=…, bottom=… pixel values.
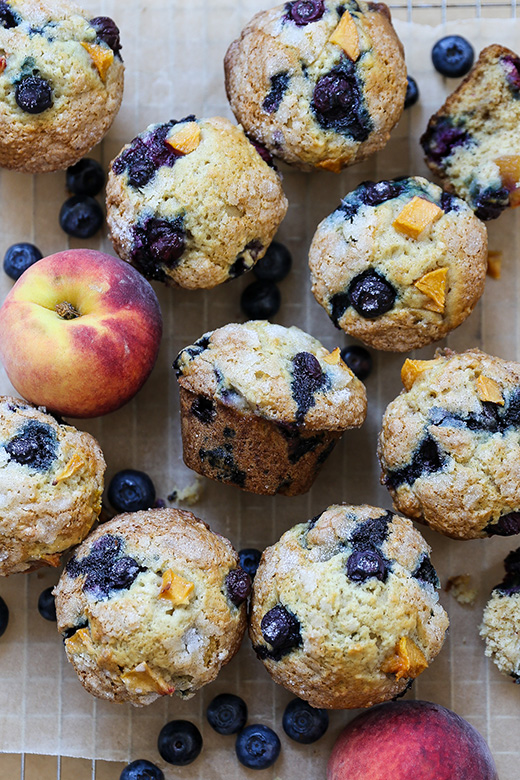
left=0, top=249, right=162, bottom=417
left=327, top=700, right=498, bottom=780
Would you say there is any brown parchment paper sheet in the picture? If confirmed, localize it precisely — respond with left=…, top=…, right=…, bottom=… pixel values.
left=0, top=2, right=520, bottom=777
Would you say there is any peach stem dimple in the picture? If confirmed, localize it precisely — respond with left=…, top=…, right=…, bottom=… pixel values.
left=55, top=301, right=80, bottom=320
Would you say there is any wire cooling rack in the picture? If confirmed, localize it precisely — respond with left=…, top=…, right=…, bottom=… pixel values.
left=0, top=0, right=517, bottom=777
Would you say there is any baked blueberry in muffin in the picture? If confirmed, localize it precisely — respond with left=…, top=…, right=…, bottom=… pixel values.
left=106, top=116, right=288, bottom=289
left=378, top=349, right=520, bottom=539
left=224, top=0, right=406, bottom=171
left=0, top=396, right=105, bottom=575
left=174, top=321, right=367, bottom=495
left=54, top=508, right=248, bottom=705
left=250, top=504, right=448, bottom=708
left=481, top=547, right=520, bottom=682
left=309, top=176, right=487, bottom=351
left=0, top=0, right=124, bottom=172
left=422, top=45, right=520, bottom=220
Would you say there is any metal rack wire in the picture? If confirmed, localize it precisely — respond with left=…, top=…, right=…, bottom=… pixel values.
left=1, top=0, right=517, bottom=777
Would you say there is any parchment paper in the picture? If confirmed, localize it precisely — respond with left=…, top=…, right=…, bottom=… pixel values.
left=0, top=3, right=519, bottom=778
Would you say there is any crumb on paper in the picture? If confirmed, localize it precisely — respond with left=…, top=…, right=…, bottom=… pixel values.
left=487, top=250, right=502, bottom=279
left=445, top=574, right=478, bottom=605
left=167, top=476, right=204, bottom=505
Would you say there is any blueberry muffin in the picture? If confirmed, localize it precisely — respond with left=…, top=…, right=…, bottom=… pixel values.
left=106, top=116, right=288, bottom=289
left=0, top=0, right=124, bottom=173
left=480, top=548, right=520, bottom=681
left=54, top=508, right=249, bottom=705
left=174, top=321, right=367, bottom=495
left=249, top=504, right=449, bottom=708
left=224, top=0, right=406, bottom=171
left=378, top=349, right=520, bottom=540
left=422, top=45, right=520, bottom=221
left=308, top=177, right=488, bottom=352
left=0, top=396, right=105, bottom=575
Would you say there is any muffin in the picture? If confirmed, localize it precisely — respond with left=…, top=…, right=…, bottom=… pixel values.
left=224, top=0, right=406, bottom=172
left=54, top=508, right=249, bottom=705
left=0, top=396, right=105, bottom=575
left=0, top=0, right=124, bottom=173
left=249, top=504, right=449, bottom=708
left=378, top=349, right=520, bottom=539
left=308, top=176, right=488, bottom=352
left=480, top=547, right=520, bottom=682
left=173, top=321, right=367, bottom=496
left=106, top=115, right=288, bottom=289
left=421, top=45, right=520, bottom=221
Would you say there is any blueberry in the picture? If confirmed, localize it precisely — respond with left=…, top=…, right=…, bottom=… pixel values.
left=385, top=435, right=447, bottom=490
left=440, top=192, right=459, bottom=213
left=107, top=469, right=156, bottom=513
left=37, top=587, right=57, bottom=622
left=5, top=421, right=57, bottom=471
left=15, top=76, right=53, bottom=113
left=473, top=186, right=510, bottom=221
left=67, top=534, right=143, bottom=600
left=262, top=71, right=290, bottom=113
left=3, top=242, right=42, bottom=280
left=412, top=555, right=440, bottom=588
left=312, top=63, right=371, bottom=141
left=191, top=396, right=216, bottom=424
left=0, top=596, right=9, bottom=638
left=0, top=1, right=19, bottom=28
left=347, top=549, right=387, bottom=582
left=286, top=0, right=325, bottom=25
left=486, top=512, right=520, bottom=537
left=157, top=720, right=202, bottom=766
left=420, top=118, right=471, bottom=165
left=225, top=567, right=251, bottom=606
left=253, top=241, right=292, bottom=282
left=291, top=350, right=326, bottom=422
left=431, top=35, right=474, bottom=78
left=404, top=75, right=419, bottom=108
left=504, top=548, right=520, bottom=577
left=502, top=55, right=520, bottom=94
left=66, top=158, right=106, bottom=197
left=207, top=693, right=248, bottom=735
left=131, top=217, right=185, bottom=281
left=261, top=604, right=301, bottom=652
left=235, top=724, right=281, bottom=770
left=59, top=196, right=104, bottom=238
left=282, top=698, right=329, bottom=744
left=348, top=269, right=397, bottom=319
left=340, top=345, right=372, bottom=381
left=240, top=280, right=281, bottom=319
left=119, top=760, right=164, bottom=780
left=359, top=180, right=404, bottom=207
left=90, top=16, right=122, bottom=55
left=238, top=548, right=262, bottom=579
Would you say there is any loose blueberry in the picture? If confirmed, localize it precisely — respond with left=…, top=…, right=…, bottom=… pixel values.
left=240, top=280, right=281, bottom=319
left=119, top=759, right=164, bottom=780
left=286, top=0, right=325, bottom=25
left=38, top=587, right=57, bottom=622
left=59, top=196, right=104, bottom=238
left=225, top=567, right=251, bottom=606
left=0, top=596, right=9, bottom=638
left=431, top=35, right=474, bottom=78
left=158, top=720, right=202, bottom=766
left=404, top=75, right=419, bottom=108
left=15, top=76, right=53, bottom=113
left=340, top=345, right=372, bottom=381
left=207, top=693, right=248, bottom=735
left=347, top=549, right=387, bottom=582
left=0, top=1, right=19, bottom=28
left=238, top=548, right=262, bottom=579
left=5, top=421, right=57, bottom=471
left=253, top=241, right=292, bottom=282
left=348, top=269, right=397, bottom=319
left=107, top=469, right=156, bottom=513
left=66, top=158, right=106, bottom=197
left=235, top=724, right=281, bottom=770
left=261, top=604, right=301, bottom=651
left=282, top=698, right=329, bottom=744
left=3, top=242, right=42, bottom=280
left=90, top=16, right=122, bottom=55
